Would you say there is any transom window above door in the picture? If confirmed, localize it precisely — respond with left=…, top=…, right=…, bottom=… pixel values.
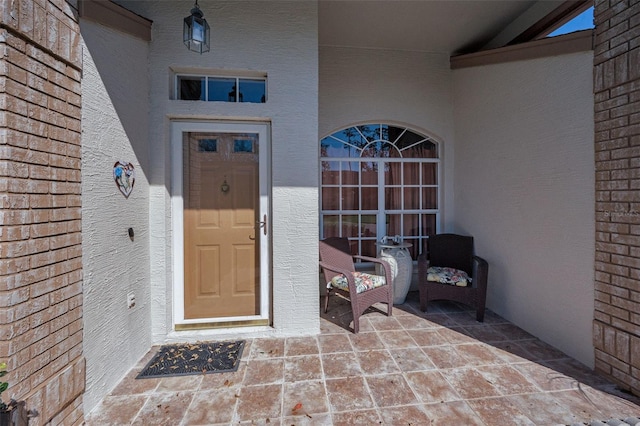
left=320, top=124, right=439, bottom=261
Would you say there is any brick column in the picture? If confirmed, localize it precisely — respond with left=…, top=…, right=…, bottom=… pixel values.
left=0, top=0, right=85, bottom=424
left=593, top=0, right=640, bottom=396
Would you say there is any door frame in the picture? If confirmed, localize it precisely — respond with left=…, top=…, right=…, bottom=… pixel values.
left=171, top=120, right=271, bottom=328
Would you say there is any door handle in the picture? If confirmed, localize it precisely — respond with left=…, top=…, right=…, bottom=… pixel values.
left=256, top=214, right=267, bottom=235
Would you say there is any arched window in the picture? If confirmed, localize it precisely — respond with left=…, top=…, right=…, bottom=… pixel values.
left=320, top=123, right=439, bottom=260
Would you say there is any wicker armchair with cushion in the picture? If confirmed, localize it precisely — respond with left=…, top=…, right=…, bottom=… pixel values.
left=319, top=237, right=393, bottom=333
left=418, top=233, right=489, bottom=322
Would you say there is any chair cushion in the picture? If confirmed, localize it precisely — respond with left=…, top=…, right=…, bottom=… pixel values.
left=328, top=271, right=387, bottom=294
left=427, top=266, right=471, bottom=287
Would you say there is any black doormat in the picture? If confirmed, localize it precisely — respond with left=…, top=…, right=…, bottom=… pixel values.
left=136, top=340, right=245, bottom=379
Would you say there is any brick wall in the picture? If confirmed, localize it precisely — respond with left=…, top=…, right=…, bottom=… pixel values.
left=0, top=0, right=85, bottom=424
left=593, top=0, right=640, bottom=396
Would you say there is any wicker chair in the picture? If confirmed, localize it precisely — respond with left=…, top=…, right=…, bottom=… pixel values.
left=418, top=233, right=489, bottom=322
left=319, top=237, right=393, bottom=333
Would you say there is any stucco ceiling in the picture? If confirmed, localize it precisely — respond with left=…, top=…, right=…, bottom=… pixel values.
left=319, top=0, right=565, bottom=55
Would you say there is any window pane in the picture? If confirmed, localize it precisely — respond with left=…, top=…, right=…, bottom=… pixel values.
left=322, top=215, right=339, bottom=238
left=385, top=162, right=402, bottom=185
left=404, top=140, right=438, bottom=158
left=320, top=137, right=361, bottom=158
left=422, top=188, right=437, bottom=209
left=322, top=161, right=340, bottom=185
left=333, top=127, right=368, bottom=149
left=361, top=187, right=378, bottom=210
left=422, top=163, right=437, bottom=185
left=342, top=162, right=359, bottom=185
left=395, top=130, right=423, bottom=150
left=208, top=77, right=236, bottom=102
left=322, top=187, right=340, bottom=210
left=361, top=240, right=377, bottom=258
left=361, top=215, right=376, bottom=237
left=385, top=187, right=402, bottom=210
left=356, top=125, right=379, bottom=142
left=403, top=163, right=420, bottom=185
left=234, top=139, right=254, bottom=153
left=386, top=214, right=401, bottom=236
left=342, top=187, right=359, bottom=210
left=403, top=214, right=419, bottom=236
left=238, top=79, right=266, bottom=103
left=178, top=76, right=205, bottom=100
left=198, top=139, right=217, bottom=152
left=361, top=162, right=377, bottom=184
left=421, top=214, right=436, bottom=237
left=404, top=187, right=420, bottom=209
left=342, top=215, right=358, bottom=237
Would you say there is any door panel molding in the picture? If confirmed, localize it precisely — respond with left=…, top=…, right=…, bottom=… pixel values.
left=171, top=121, right=271, bottom=327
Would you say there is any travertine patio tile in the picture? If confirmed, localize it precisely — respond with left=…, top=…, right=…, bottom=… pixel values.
left=156, top=374, right=202, bottom=392
left=396, top=312, right=436, bottom=329
left=438, top=325, right=478, bottom=344
left=379, top=405, right=431, bottom=425
left=446, top=311, right=480, bottom=326
left=284, top=335, right=319, bottom=356
left=86, top=295, right=640, bottom=425
left=243, top=358, right=284, bottom=385
left=389, top=347, right=436, bottom=372
left=348, top=331, right=385, bottom=351
left=131, top=391, right=194, bottom=426
left=407, top=328, right=449, bottom=346
left=463, top=324, right=511, bottom=342
left=491, top=341, right=535, bottom=363
left=456, top=342, right=507, bottom=366
left=466, top=396, right=536, bottom=425
left=507, top=392, right=582, bottom=425
left=493, top=323, right=536, bottom=340
left=282, top=413, right=333, bottom=425
left=475, top=364, right=540, bottom=395
left=109, top=369, right=160, bottom=396
left=284, top=355, right=323, bottom=382
left=511, top=361, right=577, bottom=391
left=355, top=349, right=400, bottom=376
left=365, top=373, right=419, bottom=407
left=85, top=394, right=148, bottom=425
left=440, top=367, right=501, bottom=399
left=518, top=339, right=569, bottom=361
left=200, top=360, right=247, bottom=389
left=235, top=384, right=283, bottom=422
left=321, top=351, right=363, bottom=378
left=282, top=380, right=329, bottom=415
left=405, top=370, right=461, bottom=403
left=325, top=377, right=375, bottom=412
left=331, top=409, right=382, bottom=425
left=421, top=400, right=487, bottom=425
left=367, top=315, right=404, bottom=331
left=377, top=329, right=418, bottom=349
left=182, top=388, right=238, bottom=425
left=545, top=357, right=613, bottom=388
left=317, top=333, right=353, bottom=353
left=249, top=337, right=285, bottom=358
left=422, top=345, right=470, bottom=369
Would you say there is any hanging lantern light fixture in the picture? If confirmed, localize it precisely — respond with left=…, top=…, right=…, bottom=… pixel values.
left=183, top=0, right=210, bottom=54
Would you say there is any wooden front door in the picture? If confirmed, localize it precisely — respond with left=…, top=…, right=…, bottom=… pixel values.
left=183, top=131, right=262, bottom=319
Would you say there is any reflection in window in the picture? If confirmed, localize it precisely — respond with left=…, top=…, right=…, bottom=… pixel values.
left=320, top=124, right=439, bottom=260
left=176, top=74, right=267, bottom=103
left=234, top=139, right=254, bottom=153
left=198, top=139, right=217, bottom=152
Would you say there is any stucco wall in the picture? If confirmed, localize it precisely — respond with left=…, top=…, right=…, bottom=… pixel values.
left=116, top=1, right=319, bottom=339
left=452, top=52, right=595, bottom=366
left=319, top=47, right=456, bottom=227
left=80, top=20, right=151, bottom=412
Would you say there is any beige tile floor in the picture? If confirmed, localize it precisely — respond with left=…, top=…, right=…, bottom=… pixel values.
left=85, top=292, right=640, bottom=425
